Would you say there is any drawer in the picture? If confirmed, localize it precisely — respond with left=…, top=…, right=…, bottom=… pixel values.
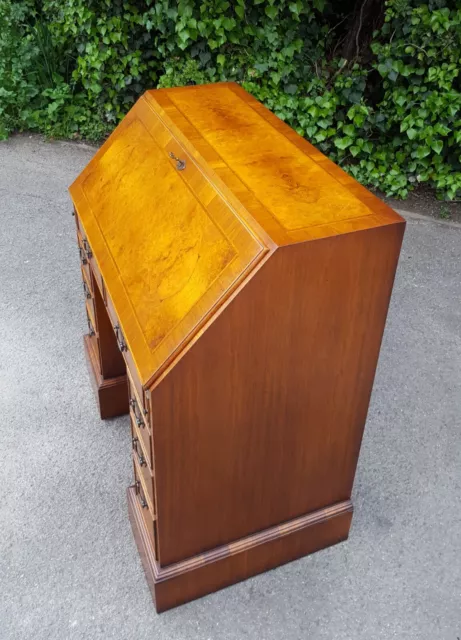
left=77, top=232, right=91, bottom=284
left=128, top=373, right=149, bottom=430
left=84, top=317, right=100, bottom=368
left=85, top=298, right=96, bottom=335
left=81, top=263, right=93, bottom=296
left=132, top=429, right=154, bottom=511
left=106, top=291, right=144, bottom=401
left=81, top=271, right=93, bottom=301
left=134, top=466, right=159, bottom=559
left=77, top=228, right=103, bottom=294
left=85, top=304, right=97, bottom=339
left=81, top=268, right=97, bottom=324
left=130, top=403, right=152, bottom=469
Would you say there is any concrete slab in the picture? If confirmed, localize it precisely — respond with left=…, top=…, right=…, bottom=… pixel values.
left=0, top=135, right=460, bottom=640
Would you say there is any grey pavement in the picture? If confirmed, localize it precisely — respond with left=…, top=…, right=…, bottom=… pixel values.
left=0, top=134, right=460, bottom=640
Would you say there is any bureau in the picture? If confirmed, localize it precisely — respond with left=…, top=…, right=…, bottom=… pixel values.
left=69, top=82, right=405, bottom=612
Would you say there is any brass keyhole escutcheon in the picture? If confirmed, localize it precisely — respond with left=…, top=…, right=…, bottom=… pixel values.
left=168, top=151, right=186, bottom=171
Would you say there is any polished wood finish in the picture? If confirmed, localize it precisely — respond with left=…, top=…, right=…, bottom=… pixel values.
left=150, top=223, right=403, bottom=565
left=69, top=82, right=405, bottom=611
left=83, top=334, right=127, bottom=419
left=127, top=485, right=353, bottom=612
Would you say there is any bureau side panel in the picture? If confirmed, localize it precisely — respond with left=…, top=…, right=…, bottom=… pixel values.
left=151, top=221, right=405, bottom=566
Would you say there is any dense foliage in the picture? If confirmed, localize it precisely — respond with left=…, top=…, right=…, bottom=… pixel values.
left=1, top=0, right=460, bottom=199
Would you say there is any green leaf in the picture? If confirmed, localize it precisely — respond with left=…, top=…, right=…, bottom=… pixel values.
left=342, top=124, right=355, bottom=137
left=431, top=139, right=443, bottom=154
left=414, top=146, right=431, bottom=159
left=265, top=5, right=278, bottom=19
left=407, top=128, right=417, bottom=140
left=334, top=136, right=353, bottom=150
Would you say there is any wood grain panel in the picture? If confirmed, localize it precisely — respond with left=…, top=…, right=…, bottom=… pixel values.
left=150, top=222, right=404, bottom=566
left=70, top=98, right=266, bottom=385
left=165, top=85, right=371, bottom=231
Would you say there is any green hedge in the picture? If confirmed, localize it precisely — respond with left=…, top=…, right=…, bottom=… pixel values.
left=1, top=0, right=460, bottom=199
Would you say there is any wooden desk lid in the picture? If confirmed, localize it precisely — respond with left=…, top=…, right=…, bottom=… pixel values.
left=69, top=82, right=401, bottom=386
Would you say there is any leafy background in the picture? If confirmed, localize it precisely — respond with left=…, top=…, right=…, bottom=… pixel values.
left=1, top=0, right=460, bottom=199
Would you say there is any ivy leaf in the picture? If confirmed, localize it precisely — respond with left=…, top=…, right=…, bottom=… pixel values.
left=265, top=5, right=278, bottom=19
left=342, top=124, right=355, bottom=137
left=235, top=6, right=244, bottom=18
left=334, top=136, right=353, bottom=150
left=406, top=128, right=417, bottom=140
left=414, top=146, right=431, bottom=159
left=431, top=140, right=443, bottom=154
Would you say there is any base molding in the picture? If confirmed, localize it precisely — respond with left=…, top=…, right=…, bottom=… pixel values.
left=84, top=334, right=128, bottom=419
left=127, top=485, right=353, bottom=612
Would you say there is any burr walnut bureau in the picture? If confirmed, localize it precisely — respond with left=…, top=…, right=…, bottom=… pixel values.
left=69, top=82, right=405, bottom=612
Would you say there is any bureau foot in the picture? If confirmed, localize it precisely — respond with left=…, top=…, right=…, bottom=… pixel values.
left=127, top=485, right=353, bottom=613
left=84, top=334, right=128, bottom=419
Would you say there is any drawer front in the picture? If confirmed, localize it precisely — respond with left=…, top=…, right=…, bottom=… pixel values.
left=85, top=298, right=96, bottom=335
left=128, top=372, right=149, bottom=429
left=132, top=430, right=154, bottom=511
left=105, top=291, right=144, bottom=400
left=130, top=403, right=151, bottom=469
left=77, top=226, right=103, bottom=294
left=77, top=232, right=91, bottom=284
left=85, top=303, right=96, bottom=339
left=134, top=466, right=159, bottom=559
left=81, top=266, right=93, bottom=299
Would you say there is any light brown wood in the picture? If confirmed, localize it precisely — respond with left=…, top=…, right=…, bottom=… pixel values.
left=69, top=82, right=405, bottom=611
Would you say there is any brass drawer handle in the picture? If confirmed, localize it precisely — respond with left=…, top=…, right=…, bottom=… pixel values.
left=130, top=396, right=145, bottom=428
left=79, top=246, right=88, bottom=265
left=82, top=280, right=91, bottom=299
left=135, top=481, right=148, bottom=509
left=82, top=238, right=92, bottom=259
left=114, top=324, right=127, bottom=352
left=168, top=151, right=186, bottom=171
left=132, top=436, right=146, bottom=467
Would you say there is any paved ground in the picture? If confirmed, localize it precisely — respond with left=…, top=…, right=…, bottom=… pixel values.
left=0, top=135, right=460, bottom=640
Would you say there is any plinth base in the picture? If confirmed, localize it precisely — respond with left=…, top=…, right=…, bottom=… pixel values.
left=84, top=334, right=128, bottom=419
left=127, top=485, right=353, bottom=612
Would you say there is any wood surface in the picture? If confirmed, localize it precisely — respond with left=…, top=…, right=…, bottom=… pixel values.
left=83, top=334, right=128, bottom=419
left=70, top=82, right=402, bottom=388
left=150, top=222, right=404, bottom=566
left=127, top=485, right=353, bottom=612
left=69, top=82, right=405, bottom=611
